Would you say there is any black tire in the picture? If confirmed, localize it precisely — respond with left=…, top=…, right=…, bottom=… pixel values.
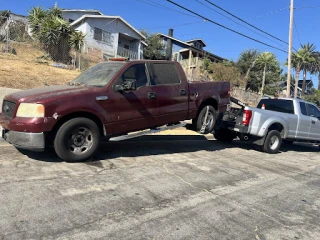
left=263, top=130, right=282, bottom=154
left=214, top=129, right=234, bottom=142
left=54, top=118, right=100, bottom=162
left=195, top=105, right=217, bottom=134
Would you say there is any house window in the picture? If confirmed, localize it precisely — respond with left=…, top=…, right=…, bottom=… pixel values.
left=94, top=27, right=112, bottom=44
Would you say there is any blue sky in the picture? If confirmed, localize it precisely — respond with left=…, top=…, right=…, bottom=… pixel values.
left=3, top=0, right=320, bottom=87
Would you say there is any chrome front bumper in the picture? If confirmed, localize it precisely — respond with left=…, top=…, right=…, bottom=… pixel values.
left=2, top=129, right=45, bottom=152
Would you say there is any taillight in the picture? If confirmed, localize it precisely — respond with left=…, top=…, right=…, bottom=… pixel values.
left=227, top=84, right=230, bottom=97
left=242, top=110, right=252, bottom=126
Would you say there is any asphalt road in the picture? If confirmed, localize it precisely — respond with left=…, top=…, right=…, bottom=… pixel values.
left=0, top=133, right=320, bottom=240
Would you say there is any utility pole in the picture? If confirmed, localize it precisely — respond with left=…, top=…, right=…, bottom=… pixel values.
left=286, top=0, right=294, bottom=98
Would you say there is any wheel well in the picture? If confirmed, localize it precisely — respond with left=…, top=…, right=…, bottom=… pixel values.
left=268, top=123, right=284, bottom=137
left=197, top=98, right=218, bottom=116
left=48, top=112, right=105, bottom=142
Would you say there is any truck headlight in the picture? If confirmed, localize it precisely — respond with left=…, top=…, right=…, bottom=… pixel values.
left=16, top=103, right=45, bottom=118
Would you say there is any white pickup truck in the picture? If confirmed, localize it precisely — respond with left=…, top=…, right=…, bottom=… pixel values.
left=214, top=97, right=320, bottom=153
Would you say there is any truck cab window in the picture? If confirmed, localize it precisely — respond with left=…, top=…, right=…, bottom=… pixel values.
left=306, top=104, right=320, bottom=118
left=119, top=64, right=148, bottom=88
left=257, top=99, right=294, bottom=114
left=151, top=63, right=181, bottom=85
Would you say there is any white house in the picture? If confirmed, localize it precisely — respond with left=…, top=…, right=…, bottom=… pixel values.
left=62, top=9, right=146, bottom=59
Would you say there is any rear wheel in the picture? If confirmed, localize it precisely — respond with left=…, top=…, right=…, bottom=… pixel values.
left=263, top=130, right=282, bottom=154
left=54, top=118, right=100, bottom=162
left=195, top=105, right=217, bottom=134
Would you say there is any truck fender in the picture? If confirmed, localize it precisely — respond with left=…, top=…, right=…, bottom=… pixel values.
left=257, top=117, right=288, bottom=138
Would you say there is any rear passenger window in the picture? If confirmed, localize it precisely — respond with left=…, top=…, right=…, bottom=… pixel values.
left=151, top=63, right=180, bottom=85
left=257, top=99, right=294, bottom=114
left=299, top=102, right=307, bottom=116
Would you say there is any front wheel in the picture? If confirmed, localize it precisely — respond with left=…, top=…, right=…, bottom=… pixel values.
left=54, top=118, right=100, bottom=162
left=195, top=105, right=217, bottom=134
left=263, top=130, right=282, bottom=154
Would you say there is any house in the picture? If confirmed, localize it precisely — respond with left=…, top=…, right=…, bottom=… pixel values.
left=298, top=80, right=314, bottom=95
left=62, top=9, right=146, bottom=59
left=158, top=31, right=224, bottom=75
left=267, top=81, right=303, bottom=97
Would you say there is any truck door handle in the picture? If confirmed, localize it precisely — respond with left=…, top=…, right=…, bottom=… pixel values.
left=180, top=89, right=187, bottom=96
left=148, top=92, right=156, bottom=99
left=312, top=120, right=316, bottom=124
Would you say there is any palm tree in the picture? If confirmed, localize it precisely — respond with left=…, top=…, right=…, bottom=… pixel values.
left=290, top=47, right=316, bottom=98
left=300, top=43, right=316, bottom=95
left=310, top=52, right=320, bottom=90
left=236, top=49, right=260, bottom=88
left=255, top=52, right=278, bottom=94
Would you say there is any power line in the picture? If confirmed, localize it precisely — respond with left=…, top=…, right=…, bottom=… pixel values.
left=295, top=4, right=320, bottom=11
left=247, top=7, right=289, bottom=21
left=166, top=0, right=288, bottom=53
left=141, top=20, right=204, bottom=31
left=293, top=18, right=302, bottom=46
left=195, top=0, right=287, bottom=49
left=204, top=0, right=289, bottom=46
left=136, top=0, right=200, bottom=19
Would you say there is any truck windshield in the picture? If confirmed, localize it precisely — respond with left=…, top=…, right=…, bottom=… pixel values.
left=69, top=62, right=125, bottom=87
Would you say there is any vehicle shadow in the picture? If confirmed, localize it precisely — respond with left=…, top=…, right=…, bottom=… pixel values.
left=280, top=142, right=320, bottom=153
left=94, top=135, right=253, bottom=161
left=18, top=135, right=250, bottom=162
left=17, top=136, right=319, bottom=163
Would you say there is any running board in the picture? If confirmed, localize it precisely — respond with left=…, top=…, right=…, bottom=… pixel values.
left=109, top=122, right=187, bottom=142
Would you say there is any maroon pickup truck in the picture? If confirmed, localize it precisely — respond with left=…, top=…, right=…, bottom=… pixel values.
left=0, top=60, right=230, bottom=161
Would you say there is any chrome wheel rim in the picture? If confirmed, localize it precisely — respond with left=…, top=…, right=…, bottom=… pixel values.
left=269, top=135, right=280, bottom=150
left=67, top=127, right=93, bottom=155
left=202, top=111, right=214, bottom=129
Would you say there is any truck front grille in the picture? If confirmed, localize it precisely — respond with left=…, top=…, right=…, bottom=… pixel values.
left=2, top=100, right=16, bottom=119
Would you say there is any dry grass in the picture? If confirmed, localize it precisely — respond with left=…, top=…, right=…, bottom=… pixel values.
left=0, top=42, right=80, bottom=89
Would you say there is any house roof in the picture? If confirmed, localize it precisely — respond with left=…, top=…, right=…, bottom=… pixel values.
left=185, top=39, right=207, bottom=47
left=70, top=15, right=146, bottom=40
left=61, top=9, right=103, bottom=15
left=298, top=79, right=313, bottom=85
left=158, top=33, right=224, bottom=61
left=158, top=33, right=192, bottom=48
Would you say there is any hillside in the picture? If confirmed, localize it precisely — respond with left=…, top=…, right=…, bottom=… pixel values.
left=0, top=42, right=80, bottom=90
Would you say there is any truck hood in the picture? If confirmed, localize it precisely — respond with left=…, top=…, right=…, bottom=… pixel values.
left=6, top=85, right=93, bottom=103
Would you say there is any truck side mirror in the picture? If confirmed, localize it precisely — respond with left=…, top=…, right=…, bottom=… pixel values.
left=115, top=79, right=137, bottom=91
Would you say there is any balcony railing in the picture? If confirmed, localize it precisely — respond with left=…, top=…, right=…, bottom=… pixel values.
left=117, top=46, right=138, bottom=59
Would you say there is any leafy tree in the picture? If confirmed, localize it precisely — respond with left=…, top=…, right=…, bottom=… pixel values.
left=28, top=6, right=85, bottom=63
left=255, top=52, right=278, bottom=94
left=0, top=10, right=10, bottom=26
left=209, top=62, right=245, bottom=88
left=140, top=30, right=165, bottom=60
left=304, top=89, right=320, bottom=105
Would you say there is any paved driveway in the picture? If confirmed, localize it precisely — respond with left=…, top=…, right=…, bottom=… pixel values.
left=0, top=132, right=320, bottom=240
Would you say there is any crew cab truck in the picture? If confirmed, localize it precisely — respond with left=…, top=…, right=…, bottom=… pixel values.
left=214, top=97, right=320, bottom=153
left=0, top=60, right=230, bottom=162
